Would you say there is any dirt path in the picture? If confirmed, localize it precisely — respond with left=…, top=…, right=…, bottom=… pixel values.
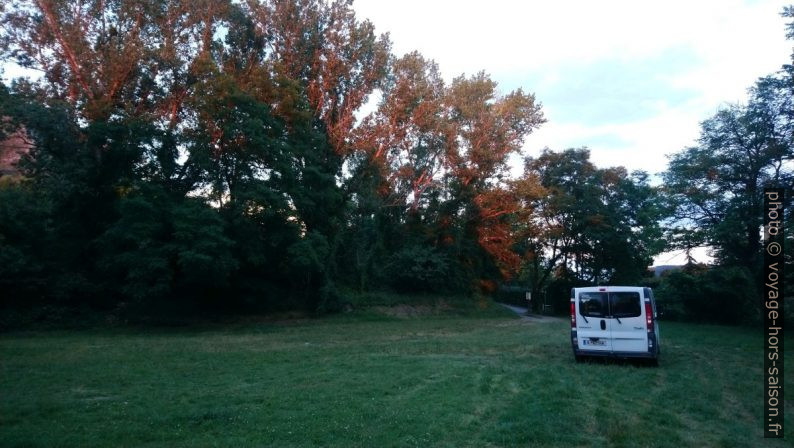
left=497, top=303, right=562, bottom=322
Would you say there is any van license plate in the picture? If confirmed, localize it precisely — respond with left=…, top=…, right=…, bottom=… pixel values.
left=584, top=339, right=605, bottom=346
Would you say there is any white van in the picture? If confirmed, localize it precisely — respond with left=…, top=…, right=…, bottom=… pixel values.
left=570, top=286, right=660, bottom=365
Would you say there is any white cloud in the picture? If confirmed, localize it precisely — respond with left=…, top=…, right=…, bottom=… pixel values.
left=1, top=65, right=40, bottom=84
left=357, top=0, right=789, bottom=75
left=354, top=0, right=792, bottom=175
left=354, top=0, right=788, bottom=269
left=653, top=246, right=714, bottom=267
left=520, top=103, right=705, bottom=175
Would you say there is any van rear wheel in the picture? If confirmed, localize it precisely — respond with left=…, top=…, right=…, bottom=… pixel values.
left=575, top=355, right=584, bottom=363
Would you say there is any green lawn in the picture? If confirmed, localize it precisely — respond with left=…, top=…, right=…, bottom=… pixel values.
left=1, top=304, right=792, bottom=447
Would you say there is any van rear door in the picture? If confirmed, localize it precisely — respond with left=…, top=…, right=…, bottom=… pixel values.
left=576, top=291, right=612, bottom=352
left=609, top=290, right=646, bottom=352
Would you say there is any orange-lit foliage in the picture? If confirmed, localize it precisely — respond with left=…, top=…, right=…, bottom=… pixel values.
left=444, top=73, right=544, bottom=187
left=355, top=65, right=544, bottom=277
left=258, top=0, right=390, bottom=155
left=474, top=188, right=520, bottom=279
left=354, top=52, right=450, bottom=209
left=445, top=74, right=544, bottom=278
left=2, top=0, right=233, bottom=122
left=2, top=0, right=553, bottom=294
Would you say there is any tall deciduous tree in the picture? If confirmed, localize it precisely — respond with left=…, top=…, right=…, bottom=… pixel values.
left=1, top=0, right=552, bottom=313
left=663, top=75, right=793, bottom=273
left=251, top=0, right=391, bottom=155
left=0, top=0, right=231, bottom=123
left=353, top=51, right=449, bottom=211
left=520, top=148, right=665, bottom=294
left=443, top=73, right=544, bottom=285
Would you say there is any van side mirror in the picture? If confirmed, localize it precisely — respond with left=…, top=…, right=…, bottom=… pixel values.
left=656, top=304, right=665, bottom=318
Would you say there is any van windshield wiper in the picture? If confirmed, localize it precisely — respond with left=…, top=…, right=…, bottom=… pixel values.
left=581, top=314, right=589, bottom=323
left=614, top=315, right=621, bottom=324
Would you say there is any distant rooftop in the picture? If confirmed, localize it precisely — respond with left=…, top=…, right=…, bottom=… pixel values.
left=0, top=123, right=32, bottom=177
left=650, top=265, right=683, bottom=277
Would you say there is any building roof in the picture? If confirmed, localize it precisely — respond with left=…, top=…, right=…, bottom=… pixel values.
left=0, top=123, right=32, bottom=177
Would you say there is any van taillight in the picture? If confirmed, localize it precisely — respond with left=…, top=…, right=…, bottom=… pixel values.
left=645, top=302, right=653, bottom=331
left=570, top=302, right=576, bottom=328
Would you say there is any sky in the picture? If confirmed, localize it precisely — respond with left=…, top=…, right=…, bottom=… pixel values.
left=354, top=0, right=792, bottom=266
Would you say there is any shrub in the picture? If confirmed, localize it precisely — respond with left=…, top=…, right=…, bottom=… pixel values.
left=383, top=246, right=450, bottom=293
left=655, top=266, right=757, bottom=325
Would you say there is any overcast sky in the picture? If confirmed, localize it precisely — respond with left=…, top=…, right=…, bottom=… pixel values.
left=355, top=0, right=790, bottom=173
left=354, top=0, right=791, bottom=265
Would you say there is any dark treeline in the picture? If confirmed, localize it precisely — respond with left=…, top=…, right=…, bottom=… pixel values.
left=0, top=1, right=791, bottom=325
left=0, top=0, right=546, bottom=319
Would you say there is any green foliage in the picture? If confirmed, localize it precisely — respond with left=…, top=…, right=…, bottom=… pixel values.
left=1, top=1, right=788, bottom=324
left=383, top=245, right=451, bottom=293
left=98, top=187, right=236, bottom=307
left=544, top=275, right=590, bottom=315
left=655, top=266, right=759, bottom=325
left=287, top=231, right=330, bottom=274
left=663, top=73, right=793, bottom=273
left=660, top=63, right=792, bottom=326
left=97, top=191, right=173, bottom=303
left=1, top=1, right=547, bottom=317
left=653, top=9, right=794, bottom=325
left=520, top=148, right=666, bottom=293
left=172, top=200, right=237, bottom=292
left=0, top=185, right=50, bottom=305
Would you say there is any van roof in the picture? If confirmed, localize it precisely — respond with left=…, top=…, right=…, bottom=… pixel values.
left=573, top=286, right=648, bottom=291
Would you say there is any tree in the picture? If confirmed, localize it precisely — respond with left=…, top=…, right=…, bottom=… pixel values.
left=250, top=0, right=391, bottom=155
left=442, top=73, right=544, bottom=287
left=0, top=0, right=231, bottom=123
left=519, top=148, right=665, bottom=298
left=654, top=7, right=794, bottom=324
left=1, top=0, right=552, bottom=315
left=663, top=75, right=793, bottom=274
left=353, top=51, right=449, bottom=212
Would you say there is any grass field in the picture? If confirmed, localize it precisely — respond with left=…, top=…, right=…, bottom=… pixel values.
left=1, top=302, right=792, bottom=447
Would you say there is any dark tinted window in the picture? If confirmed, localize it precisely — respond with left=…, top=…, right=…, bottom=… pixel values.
left=579, top=292, right=607, bottom=317
left=610, top=292, right=641, bottom=317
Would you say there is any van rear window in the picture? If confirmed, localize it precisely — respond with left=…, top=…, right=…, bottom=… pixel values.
left=610, top=292, right=641, bottom=317
left=579, top=292, right=607, bottom=317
